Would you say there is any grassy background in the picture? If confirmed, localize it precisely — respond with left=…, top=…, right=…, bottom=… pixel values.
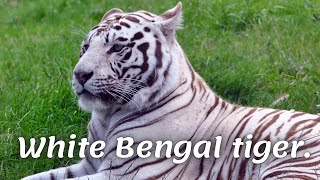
left=1, top=0, right=320, bottom=179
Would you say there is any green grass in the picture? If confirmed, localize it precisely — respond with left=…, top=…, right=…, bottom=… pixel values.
left=0, top=0, right=320, bottom=179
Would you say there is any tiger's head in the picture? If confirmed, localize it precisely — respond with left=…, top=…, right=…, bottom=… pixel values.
left=72, top=3, right=183, bottom=112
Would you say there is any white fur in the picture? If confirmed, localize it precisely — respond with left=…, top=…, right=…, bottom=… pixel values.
left=23, top=2, right=320, bottom=180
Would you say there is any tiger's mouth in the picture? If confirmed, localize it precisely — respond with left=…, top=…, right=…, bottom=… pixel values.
left=96, top=91, right=117, bottom=102
left=78, top=89, right=117, bottom=102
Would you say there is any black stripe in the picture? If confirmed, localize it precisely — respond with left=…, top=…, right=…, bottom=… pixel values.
left=90, top=25, right=99, bottom=31
left=85, top=156, right=97, bottom=171
left=119, top=65, right=143, bottom=79
left=205, top=97, right=219, bottom=118
left=124, top=16, right=140, bottom=23
left=146, top=69, right=157, bottom=86
left=131, top=32, right=144, bottom=41
left=137, top=42, right=149, bottom=74
left=120, top=22, right=130, bottom=28
left=155, top=40, right=162, bottom=68
left=163, top=58, right=172, bottom=78
left=114, top=25, right=121, bottom=30
left=102, top=154, right=140, bottom=171
left=66, top=168, right=74, bottom=178
left=195, top=157, right=205, bottom=179
left=141, top=12, right=155, bottom=17
left=128, top=14, right=155, bottom=22
left=123, top=51, right=132, bottom=60
left=144, top=27, right=151, bottom=32
left=50, top=172, right=55, bottom=180
left=117, top=37, right=128, bottom=41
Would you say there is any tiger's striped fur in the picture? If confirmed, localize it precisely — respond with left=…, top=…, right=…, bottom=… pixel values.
left=23, top=2, right=320, bottom=180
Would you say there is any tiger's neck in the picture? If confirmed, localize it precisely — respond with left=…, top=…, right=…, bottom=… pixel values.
left=145, top=39, right=201, bottom=105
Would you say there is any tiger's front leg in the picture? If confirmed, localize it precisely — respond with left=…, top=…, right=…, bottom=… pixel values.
left=22, top=159, right=96, bottom=180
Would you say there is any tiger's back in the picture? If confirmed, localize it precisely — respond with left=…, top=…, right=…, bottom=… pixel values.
left=99, top=73, right=320, bottom=179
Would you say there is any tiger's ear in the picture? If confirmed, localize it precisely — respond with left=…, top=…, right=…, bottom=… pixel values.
left=157, top=2, right=183, bottom=39
left=101, top=8, right=123, bottom=21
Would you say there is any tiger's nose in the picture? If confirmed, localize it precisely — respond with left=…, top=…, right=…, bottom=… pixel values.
left=74, top=71, right=94, bottom=86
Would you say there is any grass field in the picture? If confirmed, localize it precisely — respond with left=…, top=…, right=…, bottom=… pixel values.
left=1, top=0, right=320, bottom=179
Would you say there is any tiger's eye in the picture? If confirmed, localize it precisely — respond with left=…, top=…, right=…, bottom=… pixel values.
left=113, top=44, right=124, bottom=52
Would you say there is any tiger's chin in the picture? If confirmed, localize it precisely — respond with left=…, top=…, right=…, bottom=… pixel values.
left=77, top=90, right=118, bottom=112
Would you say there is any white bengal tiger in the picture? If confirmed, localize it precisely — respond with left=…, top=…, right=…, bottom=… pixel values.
left=23, top=2, right=320, bottom=180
